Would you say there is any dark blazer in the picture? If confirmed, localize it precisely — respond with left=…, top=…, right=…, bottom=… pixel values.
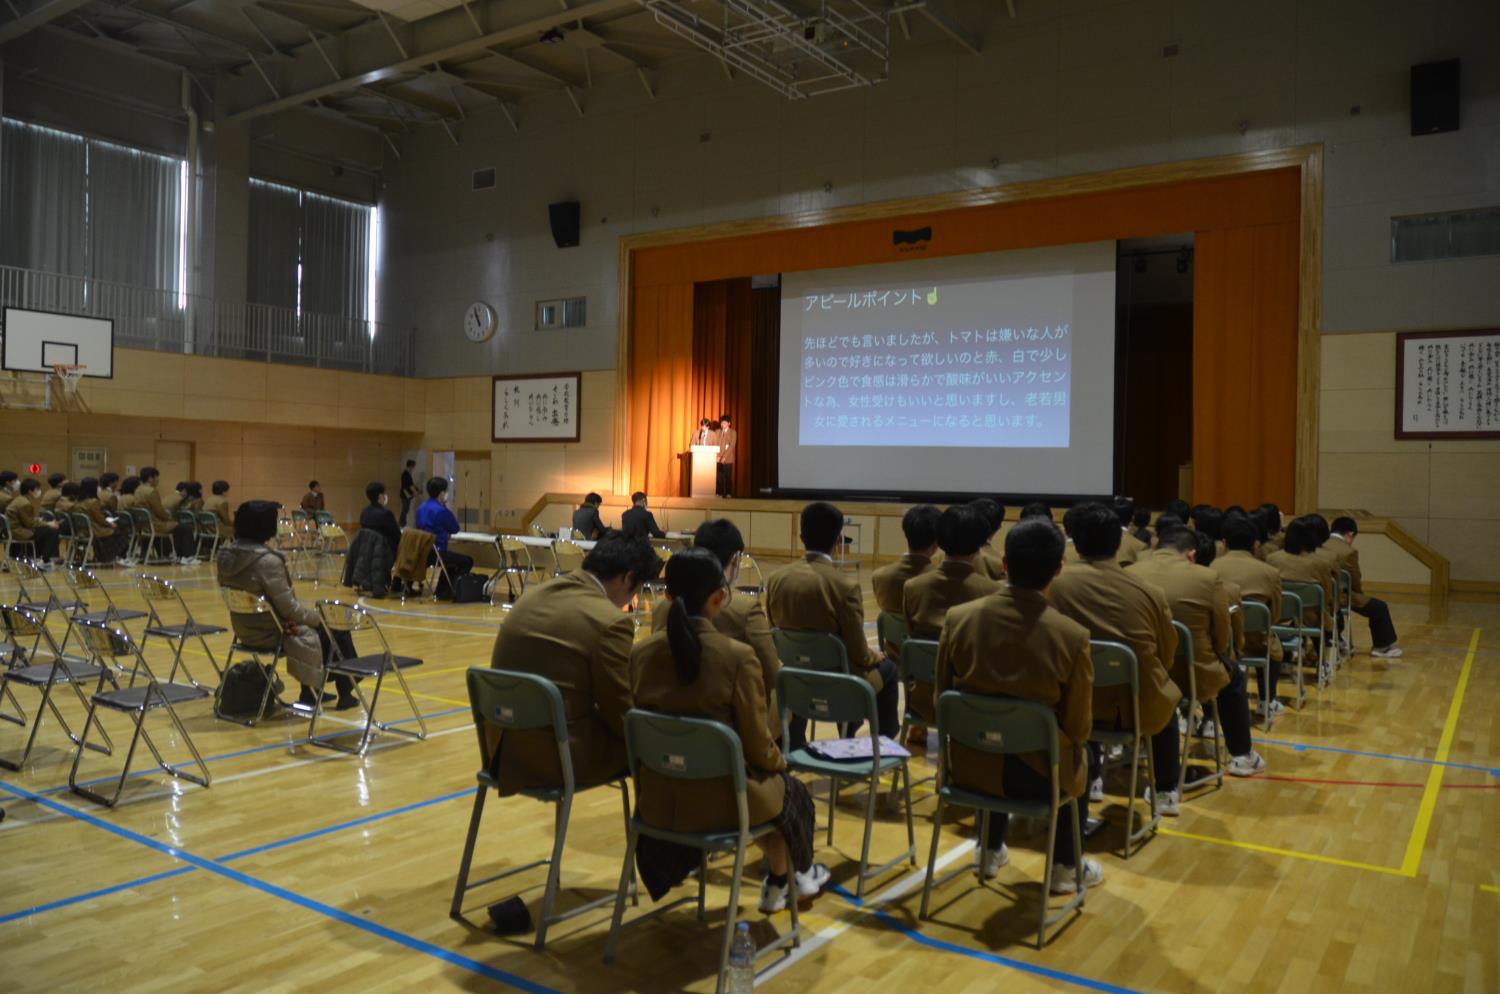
left=621, top=505, right=665, bottom=539
left=571, top=504, right=606, bottom=540
left=359, top=503, right=403, bottom=552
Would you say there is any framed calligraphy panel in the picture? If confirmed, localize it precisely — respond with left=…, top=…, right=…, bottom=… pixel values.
left=492, top=372, right=582, bottom=443
left=1395, top=330, right=1500, bottom=439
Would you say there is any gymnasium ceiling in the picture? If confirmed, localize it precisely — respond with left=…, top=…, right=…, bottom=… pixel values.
left=0, top=0, right=999, bottom=146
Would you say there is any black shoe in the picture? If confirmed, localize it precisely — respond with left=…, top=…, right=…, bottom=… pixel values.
left=486, top=896, right=532, bottom=935
left=334, top=695, right=360, bottom=711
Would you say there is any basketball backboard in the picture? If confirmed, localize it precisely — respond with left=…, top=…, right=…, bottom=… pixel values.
left=2, top=307, right=114, bottom=377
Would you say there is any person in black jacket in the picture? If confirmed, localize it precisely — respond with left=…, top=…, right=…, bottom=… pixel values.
left=360, top=481, right=403, bottom=552
left=571, top=492, right=607, bottom=540
left=621, top=492, right=666, bottom=540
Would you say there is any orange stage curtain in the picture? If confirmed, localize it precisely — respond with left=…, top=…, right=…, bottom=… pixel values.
left=1192, top=223, right=1299, bottom=509
left=691, top=279, right=755, bottom=497
left=627, top=283, right=695, bottom=497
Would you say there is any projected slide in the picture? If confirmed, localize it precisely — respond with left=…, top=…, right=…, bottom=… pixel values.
left=796, top=277, right=1073, bottom=448
left=777, top=242, right=1116, bottom=495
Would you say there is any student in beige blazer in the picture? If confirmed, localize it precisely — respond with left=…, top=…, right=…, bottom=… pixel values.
left=764, top=501, right=897, bottom=745
left=1214, top=513, right=1286, bottom=713
left=5, top=479, right=62, bottom=561
left=969, top=497, right=1007, bottom=580
left=138, top=466, right=197, bottom=563
left=935, top=517, right=1102, bottom=890
left=632, top=548, right=828, bottom=911
left=203, top=481, right=235, bottom=540
left=486, top=535, right=661, bottom=795
left=870, top=504, right=940, bottom=616
left=714, top=415, right=737, bottom=497
left=1113, top=497, right=1148, bottom=564
left=1327, top=515, right=1401, bottom=656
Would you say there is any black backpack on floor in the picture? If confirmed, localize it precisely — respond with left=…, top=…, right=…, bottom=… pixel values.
left=452, top=572, right=491, bottom=604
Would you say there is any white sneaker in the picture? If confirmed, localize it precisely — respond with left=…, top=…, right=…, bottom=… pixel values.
left=1228, top=751, right=1267, bottom=777
left=1372, top=645, right=1403, bottom=658
left=1049, top=856, right=1103, bottom=894
left=1177, top=714, right=1188, bottom=735
left=1152, top=788, right=1181, bottom=817
left=980, top=845, right=1009, bottom=880
left=1088, top=777, right=1104, bottom=802
left=1263, top=699, right=1286, bottom=718
left=1197, top=719, right=1216, bottom=739
left=794, top=863, right=831, bottom=898
left=758, top=878, right=791, bottom=914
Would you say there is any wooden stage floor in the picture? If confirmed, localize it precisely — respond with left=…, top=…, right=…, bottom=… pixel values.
left=2, top=558, right=1495, bottom=994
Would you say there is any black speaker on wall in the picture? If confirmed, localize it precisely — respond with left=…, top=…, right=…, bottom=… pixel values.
left=1411, top=59, right=1460, bottom=136
left=548, top=201, right=581, bottom=248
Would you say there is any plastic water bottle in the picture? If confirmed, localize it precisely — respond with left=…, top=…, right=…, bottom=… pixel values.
left=726, top=921, right=755, bottom=993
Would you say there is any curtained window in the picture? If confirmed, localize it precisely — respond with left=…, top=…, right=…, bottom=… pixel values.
left=248, top=178, right=375, bottom=322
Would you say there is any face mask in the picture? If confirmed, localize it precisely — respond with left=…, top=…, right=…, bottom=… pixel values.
left=379, top=493, right=388, bottom=506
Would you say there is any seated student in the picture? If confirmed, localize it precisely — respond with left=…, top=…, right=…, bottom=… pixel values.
left=571, top=492, right=607, bottom=541
left=649, top=519, right=780, bottom=742
left=76, top=477, right=126, bottom=564
left=765, top=501, right=899, bottom=746
left=1019, top=501, right=1052, bottom=522
left=1212, top=513, right=1286, bottom=715
left=1194, top=505, right=1227, bottom=558
left=487, top=534, right=661, bottom=793
left=116, top=475, right=141, bottom=511
left=1132, top=526, right=1266, bottom=778
left=1254, top=503, right=1285, bottom=558
left=182, top=481, right=205, bottom=513
left=1191, top=531, right=1245, bottom=682
left=901, top=504, right=1002, bottom=741
left=1267, top=517, right=1337, bottom=654
left=620, top=491, right=666, bottom=539
left=968, top=498, right=1007, bottom=580
left=40, top=473, right=66, bottom=511
left=203, top=481, right=235, bottom=541
left=99, top=472, right=121, bottom=512
left=137, top=466, right=198, bottom=564
left=632, top=548, right=829, bottom=909
left=1163, top=498, right=1191, bottom=524
left=1060, top=503, right=1086, bottom=563
left=163, top=481, right=188, bottom=516
left=871, top=503, right=940, bottom=615
left=5, top=479, right=62, bottom=561
left=1131, top=508, right=1153, bottom=547
left=1327, top=516, right=1402, bottom=658
left=359, top=481, right=403, bottom=552
left=300, top=481, right=325, bottom=517
left=935, top=518, right=1102, bottom=889
left=1113, top=497, right=1147, bottom=564
left=414, top=477, right=470, bottom=597
left=216, top=499, right=358, bottom=711
left=0, top=471, right=20, bottom=515
left=346, top=482, right=400, bottom=598
left=1047, top=502, right=1185, bottom=814
left=54, top=482, right=80, bottom=515
left=1302, top=514, right=1342, bottom=599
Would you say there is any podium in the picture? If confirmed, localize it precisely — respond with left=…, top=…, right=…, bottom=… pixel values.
left=688, top=444, right=718, bottom=498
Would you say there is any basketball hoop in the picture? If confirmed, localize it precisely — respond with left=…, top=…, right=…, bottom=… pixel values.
left=51, top=364, right=86, bottom=395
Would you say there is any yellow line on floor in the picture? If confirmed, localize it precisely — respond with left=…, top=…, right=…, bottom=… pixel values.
left=1480, top=883, right=1500, bottom=894
left=1157, top=827, right=1407, bottom=877
left=410, top=689, right=470, bottom=708
left=1399, top=627, right=1481, bottom=878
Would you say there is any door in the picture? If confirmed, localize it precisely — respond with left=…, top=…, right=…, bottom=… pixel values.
left=453, top=452, right=491, bottom=530
left=154, top=440, right=195, bottom=488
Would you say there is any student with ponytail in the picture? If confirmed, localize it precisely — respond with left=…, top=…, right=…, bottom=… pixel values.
left=631, top=548, right=829, bottom=912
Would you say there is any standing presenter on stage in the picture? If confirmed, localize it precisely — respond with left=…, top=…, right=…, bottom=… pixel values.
left=715, top=414, right=737, bottom=498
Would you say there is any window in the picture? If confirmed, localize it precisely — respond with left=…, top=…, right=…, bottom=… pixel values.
left=248, top=178, right=377, bottom=322
left=535, top=296, right=587, bottom=330
left=1391, top=206, right=1500, bottom=262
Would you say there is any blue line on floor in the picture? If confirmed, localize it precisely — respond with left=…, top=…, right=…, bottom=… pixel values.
left=0, top=866, right=196, bottom=925
left=0, top=779, right=560, bottom=994
left=830, top=885, right=1144, bottom=994
left=1254, top=737, right=1500, bottom=776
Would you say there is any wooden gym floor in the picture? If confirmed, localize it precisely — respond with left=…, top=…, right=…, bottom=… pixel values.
left=1, top=558, right=1495, bottom=994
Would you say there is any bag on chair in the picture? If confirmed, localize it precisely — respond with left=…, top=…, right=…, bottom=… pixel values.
left=452, top=572, right=491, bottom=604
left=217, top=660, right=284, bottom=718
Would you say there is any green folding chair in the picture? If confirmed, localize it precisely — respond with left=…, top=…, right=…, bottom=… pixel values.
left=777, top=668, right=916, bottom=899
left=0, top=604, right=116, bottom=771
left=604, top=709, right=800, bottom=994
left=1086, top=640, right=1158, bottom=858
left=1238, top=600, right=1277, bottom=730
left=918, top=690, right=1086, bottom=949
left=895, top=637, right=939, bottom=797
left=195, top=511, right=223, bottom=561
left=1281, top=580, right=1329, bottom=688
left=1270, top=590, right=1307, bottom=709
left=1175, top=620, right=1223, bottom=796
left=1, top=516, right=37, bottom=561
left=67, top=512, right=95, bottom=568
left=772, top=627, right=850, bottom=743
left=875, top=610, right=908, bottom=661
left=450, top=668, right=632, bottom=950
left=1338, top=568, right=1354, bottom=660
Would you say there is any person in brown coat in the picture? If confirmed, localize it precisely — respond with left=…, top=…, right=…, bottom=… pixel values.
left=1267, top=518, right=1337, bottom=635
left=1113, top=497, right=1148, bottom=565
left=1328, top=516, right=1401, bottom=656
left=1132, top=526, right=1266, bottom=778
left=714, top=414, right=737, bottom=497
left=0, top=471, right=20, bottom=516
left=76, top=477, right=126, bottom=564
left=40, top=473, right=66, bottom=512
left=301, top=481, right=325, bottom=517
left=968, top=497, right=1007, bottom=580
left=870, top=504, right=940, bottom=615
left=486, top=534, right=661, bottom=794
left=204, top=481, right=235, bottom=540
left=1046, top=502, right=1184, bottom=814
left=1214, top=513, right=1286, bottom=716
left=138, top=466, right=197, bottom=563
left=5, top=478, right=62, bottom=561
left=764, top=501, right=897, bottom=746
left=649, top=518, right=781, bottom=743
left=901, top=504, right=1001, bottom=734
left=215, top=499, right=358, bottom=710
left=935, top=517, right=1101, bottom=890
left=632, top=548, right=828, bottom=910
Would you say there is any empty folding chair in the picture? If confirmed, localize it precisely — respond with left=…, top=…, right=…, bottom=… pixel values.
left=0, top=604, right=116, bottom=770
left=1086, top=640, right=1159, bottom=858
left=494, top=536, right=537, bottom=605
left=216, top=588, right=289, bottom=726
left=1175, top=620, right=1224, bottom=796
left=550, top=539, right=585, bottom=577
left=54, top=513, right=76, bottom=566
left=309, top=600, right=425, bottom=755
left=777, top=668, right=916, bottom=899
left=59, top=566, right=149, bottom=657
left=136, top=574, right=226, bottom=689
left=604, top=710, right=801, bottom=994
left=450, top=667, right=630, bottom=949
left=67, top=619, right=211, bottom=807
left=8, top=557, right=70, bottom=618
left=67, top=512, right=95, bottom=568
left=918, top=691, right=1087, bottom=949
left=895, top=637, right=939, bottom=798
left=194, top=512, right=223, bottom=561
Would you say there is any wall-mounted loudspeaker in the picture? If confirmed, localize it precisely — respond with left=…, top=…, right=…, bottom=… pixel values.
left=1410, top=59, right=1459, bottom=136
left=548, top=201, right=581, bottom=248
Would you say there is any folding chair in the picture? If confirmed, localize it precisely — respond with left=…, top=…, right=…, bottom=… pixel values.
left=1238, top=600, right=1277, bottom=730
left=313, top=511, right=336, bottom=528
left=604, top=710, right=801, bottom=994
left=216, top=587, right=289, bottom=726
left=309, top=600, right=426, bottom=755
left=1270, top=590, right=1308, bottom=709
left=54, top=513, right=74, bottom=565
left=112, top=511, right=138, bottom=567
left=494, top=536, right=538, bottom=604
left=1281, top=581, right=1330, bottom=688
left=778, top=668, right=916, bottom=899
left=131, top=507, right=172, bottom=565
left=0, top=604, right=116, bottom=770
left=550, top=539, right=585, bottom=577
left=195, top=512, right=223, bottom=561
left=136, top=574, right=226, bottom=689
left=67, top=619, right=211, bottom=807
left=918, top=691, right=1086, bottom=949
left=894, top=637, right=939, bottom=797
left=8, top=557, right=71, bottom=617
left=59, top=567, right=148, bottom=657
left=772, top=628, right=849, bottom=743
left=451, top=667, right=630, bottom=949
left=734, top=553, right=765, bottom=598
left=1338, top=568, right=1355, bottom=658
left=67, top=512, right=95, bottom=568
left=1175, top=620, right=1224, bottom=796
left=1, top=516, right=36, bottom=562
left=1086, top=641, right=1159, bottom=858
left=876, top=610, right=908, bottom=662
left=316, top=523, right=349, bottom=587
